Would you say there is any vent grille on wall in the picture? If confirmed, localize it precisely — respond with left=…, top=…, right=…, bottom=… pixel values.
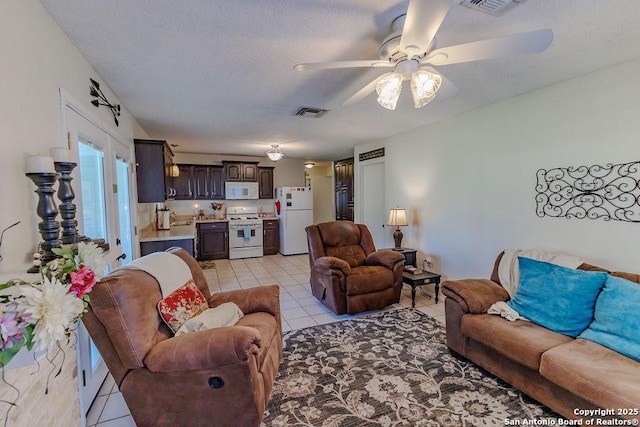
left=294, top=107, right=329, bottom=118
left=461, top=0, right=529, bottom=16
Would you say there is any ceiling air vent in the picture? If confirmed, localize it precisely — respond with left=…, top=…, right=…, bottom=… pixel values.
left=294, top=107, right=329, bottom=118
left=461, top=0, right=529, bottom=17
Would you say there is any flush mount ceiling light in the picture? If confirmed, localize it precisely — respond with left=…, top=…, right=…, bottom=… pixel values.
left=304, top=162, right=315, bottom=169
left=266, top=144, right=284, bottom=161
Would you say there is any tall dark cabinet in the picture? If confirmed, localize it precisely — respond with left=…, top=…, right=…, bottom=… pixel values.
left=335, top=157, right=354, bottom=221
left=263, top=219, right=279, bottom=255
left=258, top=167, right=274, bottom=199
left=134, top=139, right=175, bottom=203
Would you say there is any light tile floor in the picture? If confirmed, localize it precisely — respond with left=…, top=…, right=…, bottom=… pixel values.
left=88, top=254, right=446, bottom=426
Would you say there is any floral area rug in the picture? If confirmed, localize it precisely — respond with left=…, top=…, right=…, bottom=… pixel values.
left=197, top=260, right=216, bottom=270
left=262, top=309, right=556, bottom=426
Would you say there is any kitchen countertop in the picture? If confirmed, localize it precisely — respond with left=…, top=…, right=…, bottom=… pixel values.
left=139, top=223, right=196, bottom=242
left=140, top=216, right=279, bottom=243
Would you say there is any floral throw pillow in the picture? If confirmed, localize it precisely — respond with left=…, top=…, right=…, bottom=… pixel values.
left=157, top=280, right=208, bottom=334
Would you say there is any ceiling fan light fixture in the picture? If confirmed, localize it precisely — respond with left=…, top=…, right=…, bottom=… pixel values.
left=266, top=144, right=284, bottom=161
left=376, top=72, right=403, bottom=110
left=411, top=70, right=442, bottom=108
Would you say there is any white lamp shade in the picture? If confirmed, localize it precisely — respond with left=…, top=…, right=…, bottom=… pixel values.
left=376, top=72, right=403, bottom=110
left=169, top=164, right=180, bottom=177
left=410, top=70, right=442, bottom=108
left=387, top=208, right=408, bottom=226
left=267, top=151, right=284, bottom=161
left=266, top=144, right=284, bottom=161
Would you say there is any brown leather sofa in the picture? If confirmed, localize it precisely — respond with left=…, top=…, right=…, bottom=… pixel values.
left=82, top=247, right=282, bottom=427
left=305, top=221, right=405, bottom=315
left=442, top=253, right=640, bottom=421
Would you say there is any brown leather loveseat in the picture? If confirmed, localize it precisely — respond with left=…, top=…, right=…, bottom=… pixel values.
left=305, top=221, right=405, bottom=314
left=82, top=247, right=283, bottom=426
left=442, top=253, right=640, bottom=421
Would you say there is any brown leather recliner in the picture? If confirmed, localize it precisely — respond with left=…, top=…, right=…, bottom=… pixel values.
left=305, top=221, right=405, bottom=315
left=82, top=247, right=282, bottom=427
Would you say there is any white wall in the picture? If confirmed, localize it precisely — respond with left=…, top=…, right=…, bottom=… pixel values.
left=0, top=1, right=148, bottom=425
left=369, top=58, right=640, bottom=279
left=307, top=164, right=334, bottom=224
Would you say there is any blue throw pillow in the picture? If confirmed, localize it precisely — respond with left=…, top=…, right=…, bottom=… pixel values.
left=579, top=275, right=640, bottom=361
left=506, top=257, right=607, bottom=337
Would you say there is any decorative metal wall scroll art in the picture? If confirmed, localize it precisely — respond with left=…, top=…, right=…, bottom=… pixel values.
left=535, top=161, right=640, bottom=223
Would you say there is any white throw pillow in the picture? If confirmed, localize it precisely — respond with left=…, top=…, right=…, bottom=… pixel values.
left=175, top=302, right=244, bottom=336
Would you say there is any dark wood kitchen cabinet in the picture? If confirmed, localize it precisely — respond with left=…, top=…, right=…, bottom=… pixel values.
left=174, top=164, right=225, bottom=200
left=223, top=161, right=259, bottom=182
left=209, top=166, right=225, bottom=199
left=263, top=219, right=279, bottom=255
left=134, top=139, right=175, bottom=203
left=140, top=239, right=194, bottom=257
left=258, top=167, right=274, bottom=199
left=197, top=222, right=228, bottom=260
left=335, top=157, right=354, bottom=221
left=193, top=166, right=209, bottom=199
left=174, top=165, right=194, bottom=200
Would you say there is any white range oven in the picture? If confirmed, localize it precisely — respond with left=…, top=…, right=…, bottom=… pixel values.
left=227, top=206, right=264, bottom=259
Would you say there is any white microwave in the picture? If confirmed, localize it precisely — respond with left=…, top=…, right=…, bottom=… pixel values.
left=225, top=182, right=259, bottom=200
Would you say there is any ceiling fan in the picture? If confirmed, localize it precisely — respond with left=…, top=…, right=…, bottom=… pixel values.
left=294, top=0, right=554, bottom=110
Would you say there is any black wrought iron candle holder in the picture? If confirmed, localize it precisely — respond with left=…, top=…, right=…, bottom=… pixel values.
left=26, top=172, right=61, bottom=273
left=54, top=161, right=90, bottom=244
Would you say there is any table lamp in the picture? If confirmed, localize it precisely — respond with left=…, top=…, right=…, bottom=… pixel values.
left=387, top=207, right=408, bottom=249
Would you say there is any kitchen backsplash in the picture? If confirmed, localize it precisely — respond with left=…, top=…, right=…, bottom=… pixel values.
left=166, top=198, right=276, bottom=218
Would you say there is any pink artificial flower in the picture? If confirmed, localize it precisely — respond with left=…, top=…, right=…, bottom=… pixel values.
left=69, top=264, right=97, bottom=298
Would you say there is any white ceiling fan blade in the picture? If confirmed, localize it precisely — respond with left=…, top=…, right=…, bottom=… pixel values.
left=400, top=0, right=454, bottom=55
left=343, top=73, right=389, bottom=106
left=294, top=60, right=393, bottom=71
left=425, top=29, right=554, bottom=66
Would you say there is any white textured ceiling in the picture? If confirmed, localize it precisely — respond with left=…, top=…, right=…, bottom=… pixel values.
left=39, top=0, right=640, bottom=161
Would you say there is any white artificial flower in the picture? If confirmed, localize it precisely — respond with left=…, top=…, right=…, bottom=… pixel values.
left=77, top=242, right=106, bottom=279
left=16, top=277, right=84, bottom=351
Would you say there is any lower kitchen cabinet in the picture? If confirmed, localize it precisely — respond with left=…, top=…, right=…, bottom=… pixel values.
left=263, top=219, right=279, bottom=255
left=140, top=239, right=194, bottom=256
left=197, top=222, right=229, bottom=260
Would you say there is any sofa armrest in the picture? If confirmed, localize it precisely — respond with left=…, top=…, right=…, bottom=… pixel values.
left=208, top=285, right=280, bottom=319
left=441, top=279, right=510, bottom=314
left=314, top=256, right=351, bottom=275
left=365, top=250, right=405, bottom=269
left=145, top=325, right=261, bottom=372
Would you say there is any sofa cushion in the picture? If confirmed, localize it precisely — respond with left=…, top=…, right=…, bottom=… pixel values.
left=540, top=339, right=640, bottom=411
left=461, top=313, right=573, bottom=370
left=347, top=266, right=394, bottom=295
left=158, top=280, right=209, bottom=334
left=175, top=302, right=244, bottom=336
left=578, top=275, right=640, bottom=362
left=507, top=257, right=607, bottom=337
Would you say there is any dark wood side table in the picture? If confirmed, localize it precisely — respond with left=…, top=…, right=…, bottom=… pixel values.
left=402, top=271, right=441, bottom=307
left=384, top=247, right=417, bottom=267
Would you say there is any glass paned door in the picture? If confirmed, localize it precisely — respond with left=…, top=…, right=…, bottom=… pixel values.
left=65, top=103, right=136, bottom=420
left=78, top=141, right=108, bottom=240
left=115, top=156, right=133, bottom=266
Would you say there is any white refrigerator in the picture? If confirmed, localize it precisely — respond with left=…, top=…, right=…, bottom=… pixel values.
left=276, top=187, right=313, bottom=255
